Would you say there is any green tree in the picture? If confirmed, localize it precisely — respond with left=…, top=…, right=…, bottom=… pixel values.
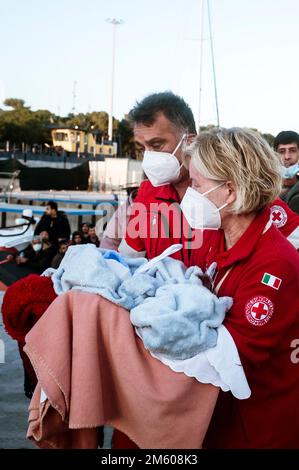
left=199, top=124, right=217, bottom=132
left=261, top=133, right=275, bottom=147
left=116, top=117, right=135, bottom=158
left=0, top=99, right=54, bottom=145
left=4, top=98, right=27, bottom=110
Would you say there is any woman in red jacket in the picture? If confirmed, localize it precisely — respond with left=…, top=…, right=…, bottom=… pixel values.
left=180, top=127, right=299, bottom=448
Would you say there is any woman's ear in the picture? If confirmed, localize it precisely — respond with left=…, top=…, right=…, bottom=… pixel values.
left=225, top=181, right=236, bottom=204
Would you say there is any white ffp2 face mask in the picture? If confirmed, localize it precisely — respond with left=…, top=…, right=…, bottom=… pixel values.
left=281, top=162, right=299, bottom=179
left=33, top=243, right=42, bottom=252
left=142, top=134, right=186, bottom=187
left=180, top=184, right=228, bottom=230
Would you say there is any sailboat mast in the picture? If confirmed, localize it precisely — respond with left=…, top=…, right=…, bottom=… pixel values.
left=198, top=0, right=205, bottom=132
left=207, top=0, right=220, bottom=127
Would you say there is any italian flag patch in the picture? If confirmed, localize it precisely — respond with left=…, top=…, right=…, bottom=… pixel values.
left=261, top=272, right=282, bottom=290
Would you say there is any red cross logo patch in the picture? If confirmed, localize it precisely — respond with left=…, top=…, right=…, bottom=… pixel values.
left=245, top=296, right=274, bottom=326
left=270, top=205, right=287, bottom=228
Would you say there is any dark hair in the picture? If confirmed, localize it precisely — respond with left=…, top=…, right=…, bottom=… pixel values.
left=126, top=186, right=139, bottom=199
left=46, top=200, right=58, bottom=211
left=274, top=131, right=299, bottom=151
left=71, top=230, right=84, bottom=241
left=59, top=239, right=69, bottom=246
left=129, top=91, right=196, bottom=134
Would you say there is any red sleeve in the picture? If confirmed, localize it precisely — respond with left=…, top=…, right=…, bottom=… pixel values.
left=272, top=198, right=299, bottom=237
left=223, top=257, right=299, bottom=376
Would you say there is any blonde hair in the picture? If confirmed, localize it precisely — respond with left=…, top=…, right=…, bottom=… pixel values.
left=187, top=127, right=282, bottom=214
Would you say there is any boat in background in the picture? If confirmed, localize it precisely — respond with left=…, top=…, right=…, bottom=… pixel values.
left=0, top=125, right=143, bottom=193
left=0, top=209, right=37, bottom=252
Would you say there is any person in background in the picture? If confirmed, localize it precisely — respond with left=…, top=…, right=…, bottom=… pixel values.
left=34, top=200, right=71, bottom=248
left=38, top=230, right=52, bottom=250
left=15, top=234, right=55, bottom=273
left=81, top=222, right=91, bottom=241
left=87, top=224, right=100, bottom=247
left=274, top=130, right=299, bottom=214
left=71, top=231, right=85, bottom=245
left=50, top=239, right=69, bottom=269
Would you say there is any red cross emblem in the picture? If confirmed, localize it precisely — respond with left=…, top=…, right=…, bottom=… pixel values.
left=270, top=205, right=287, bottom=228
left=272, top=211, right=282, bottom=222
left=245, top=296, right=273, bottom=326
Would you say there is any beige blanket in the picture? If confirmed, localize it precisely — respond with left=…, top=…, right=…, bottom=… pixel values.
left=24, top=290, right=218, bottom=449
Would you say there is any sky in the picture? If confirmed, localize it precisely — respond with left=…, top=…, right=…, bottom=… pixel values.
left=1, top=0, right=299, bottom=135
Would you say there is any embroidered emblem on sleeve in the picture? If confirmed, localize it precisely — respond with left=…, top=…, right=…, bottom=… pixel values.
left=245, top=296, right=274, bottom=326
left=261, top=272, right=282, bottom=290
left=270, top=205, right=287, bottom=228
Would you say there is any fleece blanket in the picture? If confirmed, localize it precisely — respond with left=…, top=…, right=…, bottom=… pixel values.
left=130, top=282, right=232, bottom=360
left=24, top=290, right=219, bottom=449
left=1, top=274, right=56, bottom=342
left=43, top=245, right=232, bottom=359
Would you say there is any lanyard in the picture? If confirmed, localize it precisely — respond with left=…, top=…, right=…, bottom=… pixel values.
left=213, top=267, right=233, bottom=295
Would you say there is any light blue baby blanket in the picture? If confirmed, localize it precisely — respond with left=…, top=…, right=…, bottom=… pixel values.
left=45, top=244, right=233, bottom=359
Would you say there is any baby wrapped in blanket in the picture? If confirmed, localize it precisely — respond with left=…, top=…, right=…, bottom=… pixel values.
left=129, top=256, right=232, bottom=360
left=43, top=244, right=233, bottom=361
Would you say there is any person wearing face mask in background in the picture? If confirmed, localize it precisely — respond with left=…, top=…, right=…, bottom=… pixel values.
left=181, top=128, right=299, bottom=448
left=274, top=130, right=299, bottom=215
left=15, top=233, right=56, bottom=274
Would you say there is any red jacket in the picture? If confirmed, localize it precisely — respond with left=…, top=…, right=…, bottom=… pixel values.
left=123, top=182, right=299, bottom=262
left=123, top=180, right=202, bottom=265
left=190, top=209, right=299, bottom=448
left=270, top=198, right=299, bottom=249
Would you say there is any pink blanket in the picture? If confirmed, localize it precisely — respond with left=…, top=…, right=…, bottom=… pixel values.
left=24, top=291, right=218, bottom=449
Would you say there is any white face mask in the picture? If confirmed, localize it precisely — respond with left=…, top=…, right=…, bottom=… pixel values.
left=141, top=134, right=186, bottom=187
left=180, top=184, right=228, bottom=230
left=33, top=243, right=42, bottom=252
left=281, top=162, right=299, bottom=179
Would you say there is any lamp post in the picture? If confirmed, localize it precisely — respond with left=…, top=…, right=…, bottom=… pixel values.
left=106, top=18, right=123, bottom=143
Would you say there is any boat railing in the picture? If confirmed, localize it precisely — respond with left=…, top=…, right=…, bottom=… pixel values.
left=0, top=203, right=107, bottom=233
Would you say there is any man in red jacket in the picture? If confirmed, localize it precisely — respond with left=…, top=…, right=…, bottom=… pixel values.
left=118, top=91, right=200, bottom=265
left=115, top=91, right=198, bottom=448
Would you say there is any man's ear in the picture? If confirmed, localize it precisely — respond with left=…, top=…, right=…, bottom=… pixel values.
left=225, top=181, right=237, bottom=204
